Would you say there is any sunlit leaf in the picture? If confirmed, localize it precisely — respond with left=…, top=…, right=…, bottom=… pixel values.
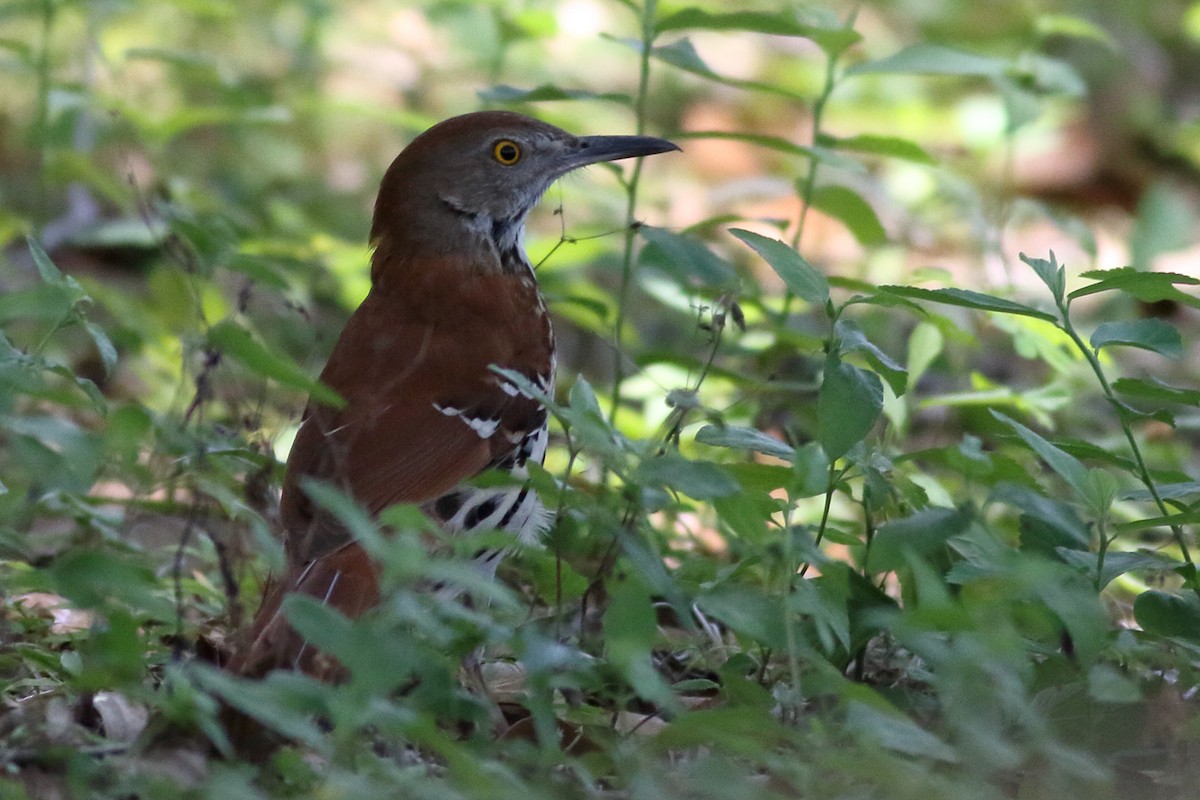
left=847, top=44, right=1009, bottom=77
left=208, top=319, right=343, bottom=406
left=655, top=8, right=862, bottom=57
left=1019, top=251, right=1065, bottom=304
left=881, top=285, right=1057, bottom=321
left=819, top=132, right=935, bottom=164
left=729, top=228, right=829, bottom=305
left=809, top=184, right=887, bottom=246
left=1069, top=268, right=1200, bottom=308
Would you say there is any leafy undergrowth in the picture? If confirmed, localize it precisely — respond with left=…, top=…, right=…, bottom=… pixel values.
left=4, top=2, right=1200, bottom=799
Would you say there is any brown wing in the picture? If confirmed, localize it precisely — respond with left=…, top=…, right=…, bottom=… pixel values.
left=280, top=262, right=553, bottom=565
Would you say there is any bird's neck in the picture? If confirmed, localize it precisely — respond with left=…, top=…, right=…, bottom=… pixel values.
left=371, top=199, right=535, bottom=290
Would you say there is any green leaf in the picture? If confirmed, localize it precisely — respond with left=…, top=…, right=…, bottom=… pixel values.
left=27, top=234, right=66, bottom=286
left=83, top=319, right=118, bottom=378
left=992, top=411, right=1088, bottom=498
left=644, top=37, right=802, bottom=99
left=696, top=585, right=787, bottom=649
left=819, top=133, right=935, bottom=165
left=207, top=319, right=343, bottom=406
left=1019, top=252, right=1065, bottom=303
left=1130, top=182, right=1196, bottom=271
left=671, top=130, right=816, bottom=161
left=1035, top=14, right=1119, bottom=49
left=695, top=423, right=795, bottom=461
left=634, top=453, right=740, bottom=500
left=1112, top=377, right=1200, bottom=407
left=1057, top=550, right=1182, bottom=590
left=478, top=84, right=630, bottom=104
left=192, top=665, right=327, bottom=749
left=866, top=507, right=973, bottom=573
left=729, top=228, right=829, bottom=305
left=47, top=549, right=167, bottom=615
left=1134, top=590, right=1200, bottom=644
left=792, top=443, right=831, bottom=498
left=880, top=285, right=1057, bottom=322
left=847, top=44, right=1009, bottom=78
left=845, top=702, right=958, bottom=761
left=638, top=225, right=738, bottom=290
left=1090, top=319, right=1183, bottom=359
left=835, top=318, right=906, bottom=396
left=1069, top=268, right=1200, bottom=309
left=605, top=575, right=678, bottom=711
left=655, top=8, right=862, bottom=57
left=906, top=321, right=944, bottom=390
left=809, top=185, right=887, bottom=246
left=299, top=479, right=384, bottom=553
left=817, top=353, right=883, bottom=460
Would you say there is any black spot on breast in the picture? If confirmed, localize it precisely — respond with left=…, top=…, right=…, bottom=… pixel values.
left=500, top=488, right=530, bottom=527
left=435, top=492, right=465, bottom=522
left=464, top=495, right=502, bottom=529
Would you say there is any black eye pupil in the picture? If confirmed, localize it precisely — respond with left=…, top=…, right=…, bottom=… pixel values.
left=499, top=143, right=518, bottom=162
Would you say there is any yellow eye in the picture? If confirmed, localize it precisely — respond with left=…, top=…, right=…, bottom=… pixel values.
left=493, top=139, right=521, bottom=165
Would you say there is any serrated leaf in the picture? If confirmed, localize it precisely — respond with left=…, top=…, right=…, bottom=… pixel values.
left=729, top=228, right=829, bottom=304
left=1019, top=251, right=1065, bottom=303
left=809, top=185, right=887, bottom=246
left=695, top=424, right=795, bottom=460
left=638, top=225, right=737, bottom=289
left=208, top=319, right=343, bottom=407
left=847, top=44, right=1009, bottom=78
left=880, top=285, right=1057, bottom=321
left=817, top=353, right=883, bottom=460
left=867, top=507, right=973, bottom=573
left=1069, top=268, right=1200, bottom=307
left=1090, top=319, right=1182, bottom=358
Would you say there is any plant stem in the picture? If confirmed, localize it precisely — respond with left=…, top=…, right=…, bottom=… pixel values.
left=609, top=0, right=657, bottom=427
left=1057, top=305, right=1195, bottom=581
left=780, top=44, right=839, bottom=323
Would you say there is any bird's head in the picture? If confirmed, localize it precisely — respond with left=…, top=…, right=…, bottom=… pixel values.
left=370, top=111, right=679, bottom=265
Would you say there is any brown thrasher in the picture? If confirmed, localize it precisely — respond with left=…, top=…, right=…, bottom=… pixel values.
left=228, top=111, right=678, bottom=680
